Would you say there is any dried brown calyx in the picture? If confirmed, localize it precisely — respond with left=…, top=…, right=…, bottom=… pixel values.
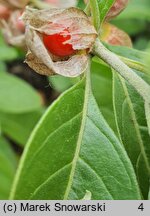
left=44, top=0, right=77, bottom=8
left=0, top=0, right=29, bottom=10
left=100, top=22, right=132, bottom=47
left=23, top=7, right=97, bottom=77
left=1, top=10, right=25, bottom=47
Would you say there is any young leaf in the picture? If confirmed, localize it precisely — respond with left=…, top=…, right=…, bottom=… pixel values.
left=0, top=136, right=17, bottom=199
left=89, top=0, right=100, bottom=31
left=10, top=71, right=141, bottom=200
left=113, top=72, right=150, bottom=198
left=0, top=72, right=42, bottom=113
left=98, top=0, right=115, bottom=23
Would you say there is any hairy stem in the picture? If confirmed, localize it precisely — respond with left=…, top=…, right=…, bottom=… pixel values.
left=92, top=39, right=150, bottom=102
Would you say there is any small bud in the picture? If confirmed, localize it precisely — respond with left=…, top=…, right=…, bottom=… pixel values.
left=23, top=7, right=97, bottom=77
left=100, top=23, right=132, bottom=47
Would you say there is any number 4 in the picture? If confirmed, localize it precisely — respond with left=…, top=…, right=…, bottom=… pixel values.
left=138, top=203, right=144, bottom=211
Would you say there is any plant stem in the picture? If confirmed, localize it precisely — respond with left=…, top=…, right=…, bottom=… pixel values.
left=92, top=39, right=150, bottom=102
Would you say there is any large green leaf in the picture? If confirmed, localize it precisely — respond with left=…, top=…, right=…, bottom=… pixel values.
left=0, top=110, right=43, bottom=146
left=0, top=136, right=16, bottom=199
left=10, top=74, right=141, bottom=200
left=49, top=59, right=116, bottom=133
left=0, top=72, right=42, bottom=113
left=113, top=72, right=150, bottom=199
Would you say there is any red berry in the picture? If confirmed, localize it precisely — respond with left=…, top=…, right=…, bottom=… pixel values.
left=43, top=28, right=75, bottom=57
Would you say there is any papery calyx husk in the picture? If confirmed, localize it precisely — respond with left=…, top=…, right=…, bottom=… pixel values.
left=1, top=10, right=25, bottom=47
left=23, top=7, right=97, bottom=77
left=106, top=0, right=129, bottom=20
left=0, top=0, right=29, bottom=9
left=45, top=0, right=77, bottom=8
left=100, top=23, right=132, bottom=47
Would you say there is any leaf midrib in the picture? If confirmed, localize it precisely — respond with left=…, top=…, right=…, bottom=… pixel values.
left=63, top=68, right=91, bottom=200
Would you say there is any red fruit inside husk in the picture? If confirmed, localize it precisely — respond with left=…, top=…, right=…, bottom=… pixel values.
left=43, top=28, right=75, bottom=57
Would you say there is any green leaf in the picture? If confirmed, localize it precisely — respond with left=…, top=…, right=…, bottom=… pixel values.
left=98, top=0, right=115, bottom=23
left=0, top=46, right=18, bottom=61
left=0, top=110, right=43, bottom=146
left=0, top=33, right=19, bottom=61
left=113, top=72, right=150, bottom=199
left=115, top=0, right=150, bottom=21
left=0, top=72, right=42, bottom=113
left=0, top=61, right=7, bottom=72
left=90, top=0, right=100, bottom=31
left=82, top=190, right=91, bottom=200
left=0, top=136, right=17, bottom=199
left=148, top=187, right=150, bottom=200
left=105, top=44, right=147, bottom=63
left=49, top=75, right=79, bottom=93
left=144, top=45, right=150, bottom=136
left=105, top=44, right=149, bottom=74
left=11, top=72, right=141, bottom=200
left=145, top=102, right=150, bottom=137
left=112, top=0, right=150, bottom=36
left=91, top=58, right=117, bottom=133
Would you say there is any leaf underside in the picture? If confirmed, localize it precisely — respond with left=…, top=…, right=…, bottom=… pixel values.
left=113, top=72, right=150, bottom=199
left=11, top=77, right=141, bottom=200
